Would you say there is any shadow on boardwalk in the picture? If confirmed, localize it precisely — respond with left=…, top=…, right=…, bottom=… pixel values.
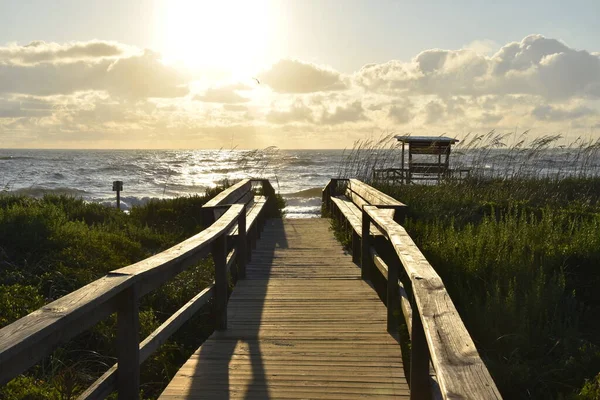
left=160, top=218, right=409, bottom=399
left=183, top=219, right=286, bottom=399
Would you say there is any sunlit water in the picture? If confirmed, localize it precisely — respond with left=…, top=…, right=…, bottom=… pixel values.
left=2, top=148, right=600, bottom=218
left=0, top=149, right=345, bottom=218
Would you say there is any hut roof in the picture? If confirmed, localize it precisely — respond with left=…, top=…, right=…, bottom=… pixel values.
left=394, top=135, right=459, bottom=144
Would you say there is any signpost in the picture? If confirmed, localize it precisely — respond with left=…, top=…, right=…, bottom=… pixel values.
left=112, top=181, right=123, bottom=210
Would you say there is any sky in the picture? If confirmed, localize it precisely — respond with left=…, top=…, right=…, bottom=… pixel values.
left=0, top=0, right=599, bottom=149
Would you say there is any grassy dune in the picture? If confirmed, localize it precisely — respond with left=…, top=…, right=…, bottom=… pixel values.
left=378, top=178, right=600, bottom=399
left=0, top=190, right=226, bottom=399
left=333, top=133, right=600, bottom=398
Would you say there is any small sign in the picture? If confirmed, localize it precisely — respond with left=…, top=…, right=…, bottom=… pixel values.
left=112, top=181, right=123, bottom=191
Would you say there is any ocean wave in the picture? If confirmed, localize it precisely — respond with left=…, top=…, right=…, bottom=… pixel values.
left=0, top=156, right=36, bottom=161
left=286, top=159, right=329, bottom=167
left=212, top=167, right=238, bottom=174
left=98, top=166, right=122, bottom=173
left=98, top=163, right=143, bottom=172
left=283, top=187, right=323, bottom=198
left=299, top=173, right=327, bottom=178
left=284, top=204, right=321, bottom=218
left=94, top=195, right=160, bottom=211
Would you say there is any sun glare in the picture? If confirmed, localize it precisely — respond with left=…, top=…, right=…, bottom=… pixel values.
left=159, top=0, right=272, bottom=77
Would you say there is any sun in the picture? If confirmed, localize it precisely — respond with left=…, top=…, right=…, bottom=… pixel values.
left=157, top=0, right=272, bottom=77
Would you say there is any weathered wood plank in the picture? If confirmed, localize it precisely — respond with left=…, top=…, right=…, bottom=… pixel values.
left=236, top=209, right=248, bottom=280
left=365, top=207, right=501, bottom=400
left=1, top=203, right=247, bottom=393
left=349, top=178, right=406, bottom=208
left=201, top=179, right=252, bottom=225
left=331, top=196, right=384, bottom=236
left=79, top=286, right=215, bottom=400
left=202, top=179, right=252, bottom=209
left=371, top=247, right=413, bottom=335
left=228, top=196, right=266, bottom=236
left=212, top=234, right=227, bottom=331
left=116, top=284, right=140, bottom=400
left=0, top=274, right=131, bottom=385
left=114, top=204, right=244, bottom=296
left=160, top=218, right=409, bottom=399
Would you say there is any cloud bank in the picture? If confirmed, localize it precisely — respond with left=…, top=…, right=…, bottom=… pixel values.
left=258, top=59, right=346, bottom=93
left=1, top=35, right=599, bottom=148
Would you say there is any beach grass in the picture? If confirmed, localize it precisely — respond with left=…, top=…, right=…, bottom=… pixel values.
left=331, top=134, right=600, bottom=399
left=0, top=180, right=282, bottom=399
left=384, top=180, right=600, bottom=399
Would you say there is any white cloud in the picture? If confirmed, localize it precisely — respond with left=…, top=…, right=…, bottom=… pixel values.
left=388, top=100, right=414, bottom=124
left=0, top=44, right=188, bottom=99
left=194, top=83, right=251, bottom=103
left=357, top=35, right=600, bottom=100
left=0, top=96, right=54, bottom=118
left=267, top=100, right=314, bottom=124
left=477, top=112, right=504, bottom=125
left=464, top=39, right=499, bottom=56
left=104, top=51, right=189, bottom=98
left=2, top=35, right=600, bottom=148
left=259, top=59, right=346, bottom=93
left=0, top=40, right=131, bottom=65
left=321, top=101, right=367, bottom=125
left=223, top=104, right=248, bottom=112
left=532, top=105, right=596, bottom=121
left=423, top=101, right=446, bottom=124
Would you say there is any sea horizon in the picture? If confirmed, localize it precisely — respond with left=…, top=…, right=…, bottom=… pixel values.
left=3, top=146, right=600, bottom=218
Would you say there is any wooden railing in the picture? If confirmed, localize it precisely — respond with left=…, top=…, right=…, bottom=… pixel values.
left=0, top=180, right=274, bottom=399
left=201, top=178, right=276, bottom=226
left=372, top=167, right=471, bottom=184
left=323, top=178, right=501, bottom=399
left=361, top=205, right=502, bottom=400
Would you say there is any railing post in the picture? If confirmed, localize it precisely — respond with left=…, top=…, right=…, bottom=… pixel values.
left=212, top=234, right=228, bottom=330
left=254, top=224, right=259, bottom=249
left=410, top=304, right=431, bottom=400
left=202, top=207, right=215, bottom=229
left=387, top=249, right=400, bottom=333
left=262, top=179, right=277, bottom=217
left=116, top=284, right=140, bottom=400
left=322, top=181, right=331, bottom=214
left=330, top=178, right=338, bottom=212
left=361, top=207, right=372, bottom=280
left=352, top=231, right=360, bottom=264
left=238, top=206, right=247, bottom=279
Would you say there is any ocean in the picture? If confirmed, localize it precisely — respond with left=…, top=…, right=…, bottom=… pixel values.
left=2, top=147, right=600, bottom=218
left=0, top=149, right=344, bottom=218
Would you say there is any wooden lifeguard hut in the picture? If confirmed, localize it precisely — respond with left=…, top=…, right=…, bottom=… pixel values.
left=373, top=135, right=466, bottom=184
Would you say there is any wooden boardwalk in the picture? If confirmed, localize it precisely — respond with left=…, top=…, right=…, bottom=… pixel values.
left=160, top=218, right=409, bottom=399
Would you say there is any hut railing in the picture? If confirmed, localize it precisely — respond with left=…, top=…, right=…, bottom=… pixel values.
left=0, top=180, right=272, bottom=399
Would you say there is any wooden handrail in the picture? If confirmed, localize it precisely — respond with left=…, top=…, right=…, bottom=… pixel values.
left=203, top=179, right=252, bottom=209
left=80, top=248, right=241, bottom=399
left=79, top=285, right=216, bottom=399
left=362, top=205, right=502, bottom=400
left=0, top=179, right=272, bottom=400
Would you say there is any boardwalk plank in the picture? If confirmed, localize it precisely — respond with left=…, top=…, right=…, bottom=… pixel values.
left=160, top=218, right=409, bottom=399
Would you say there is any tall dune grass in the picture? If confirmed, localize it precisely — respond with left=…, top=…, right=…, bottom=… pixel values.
left=337, top=131, right=600, bottom=182
left=0, top=180, right=287, bottom=399
left=0, top=194, right=217, bottom=399
left=334, top=132, right=600, bottom=399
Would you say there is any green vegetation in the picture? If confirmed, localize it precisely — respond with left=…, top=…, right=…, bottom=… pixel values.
left=0, top=184, right=280, bottom=399
left=374, top=178, right=600, bottom=399
left=579, top=373, right=600, bottom=399
left=331, top=133, right=600, bottom=399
